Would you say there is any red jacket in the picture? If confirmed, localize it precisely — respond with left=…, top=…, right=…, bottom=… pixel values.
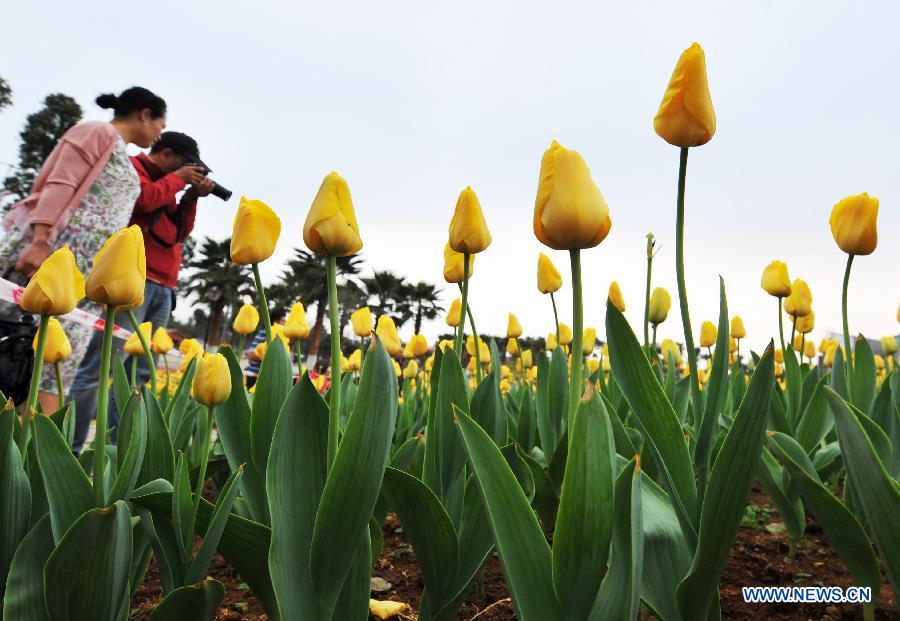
left=128, top=153, right=197, bottom=288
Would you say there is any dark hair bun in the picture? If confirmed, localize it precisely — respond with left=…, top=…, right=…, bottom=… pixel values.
left=95, top=93, right=119, bottom=109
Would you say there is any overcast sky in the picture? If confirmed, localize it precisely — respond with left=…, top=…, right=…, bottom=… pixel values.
left=1, top=1, right=897, bottom=352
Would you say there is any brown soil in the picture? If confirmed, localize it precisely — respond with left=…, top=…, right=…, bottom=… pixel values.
left=130, top=487, right=899, bottom=620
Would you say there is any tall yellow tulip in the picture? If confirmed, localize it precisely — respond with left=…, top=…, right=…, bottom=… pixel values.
left=448, top=186, right=492, bottom=254
left=446, top=298, right=462, bottom=327
left=654, top=43, right=716, bottom=148
left=881, top=336, right=897, bottom=355
left=124, top=322, right=152, bottom=356
left=192, top=353, right=232, bottom=406
left=761, top=261, right=792, bottom=298
left=533, top=140, right=611, bottom=251
left=608, top=281, right=626, bottom=312
left=376, top=315, right=402, bottom=357
left=85, top=225, right=146, bottom=309
left=521, top=350, right=533, bottom=369
left=783, top=279, right=812, bottom=318
left=19, top=245, right=84, bottom=316
left=507, top=313, right=523, bottom=339
left=699, top=321, right=717, bottom=348
left=233, top=304, right=260, bottom=336
left=404, top=334, right=428, bottom=359
left=795, top=310, right=815, bottom=335
left=829, top=193, right=878, bottom=257
left=537, top=253, right=562, bottom=294
left=403, top=360, right=419, bottom=380
left=558, top=323, right=573, bottom=346
left=582, top=327, right=597, bottom=356
left=804, top=340, right=816, bottom=360
left=151, top=326, right=174, bottom=354
left=506, top=338, right=519, bottom=357
left=231, top=197, right=281, bottom=265
left=648, top=287, right=671, bottom=326
left=33, top=317, right=71, bottom=363
left=303, top=172, right=363, bottom=257
left=351, top=306, right=373, bottom=337
left=443, top=242, right=475, bottom=284
left=730, top=316, right=746, bottom=339
left=285, top=302, right=310, bottom=340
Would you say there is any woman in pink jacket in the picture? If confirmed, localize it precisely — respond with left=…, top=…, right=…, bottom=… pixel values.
left=0, top=86, right=167, bottom=408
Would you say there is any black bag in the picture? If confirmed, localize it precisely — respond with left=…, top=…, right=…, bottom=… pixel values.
left=0, top=314, right=37, bottom=405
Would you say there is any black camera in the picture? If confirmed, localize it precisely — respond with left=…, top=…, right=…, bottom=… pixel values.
left=195, top=166, right=233, bottom=202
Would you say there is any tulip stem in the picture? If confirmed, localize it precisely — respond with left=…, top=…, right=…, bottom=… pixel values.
left=252, top=263, right=273, bottom=344
left=191, top=405, right=214, bottom=536
left=360, top=337, right=368, bottom=373
left=237, top=335, right=246, bottom=363
left=19, top=314, right=49, bottom=455
left=568, top=249, right=584, bottom=443
left=93, top=306, right=116, bottom=507
left=163, top=353, right=170, bottom=396
left=465, top=299, right=483, bottom=384
left=127, top=310, right=158, bottom=396
left=55, top=361, right=64, bottom=411
left=326, top=255, right=341, bottom=467
left=800, top=334, right=805, bottom=363
left=841, top=254, right=854, bottom=382
left=550, top=292, right=560, bottom=345
left=643, top=239, right=654, bottom=357
left=130, top=356, right=137, bottom=388
left=790, top=318, right=796, bottom=352
left=454, top=252, right=471, bottom=357
left=674, top=147, right=703, bottom=442
left=776, top=298, right=786, bottom=353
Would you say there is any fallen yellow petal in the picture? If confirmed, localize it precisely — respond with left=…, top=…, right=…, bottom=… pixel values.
left=369, top=599, right=409, bottom=619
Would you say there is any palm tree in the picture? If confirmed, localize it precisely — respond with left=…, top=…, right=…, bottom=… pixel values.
left=180, top=237, right=254, bottom=348
left=404, top=281, right=443, bottom=334
left=362, top=270, right=414, bottom=327
left=272, top=248, right=364, bottom=365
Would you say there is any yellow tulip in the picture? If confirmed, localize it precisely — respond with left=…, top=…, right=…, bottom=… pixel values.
left=85, top=225, right=146, bottom=309
left=537, top=253, right=563, bottom=294
left=661, top=339, right=682, bottom=365
left=285, top=302, right=309, bottom=340
left=761, top=260, right=792, bottom=297
left=179, top=338, right=204, bottom=360
left=446, top=297, right=462, bottom=327
left=783, top=279, right=812, bottom=318
left=499, top=378, right=511, bottom=394
left=521, top=349, right=533, bottom=368
left=253, top=341, right=267, bottom=360
left=795, top=310, right=815, bottom=335
left=731, top=316, right=746, bottom=340
left=506, top=338, right=519, bottom=357
left=775, top=348, right=784, bottom=364
left=507, top=313, right=523, bottom=339
left=533, top=140, right=611, bottom=250
left=424, top=354, right=434, bottom=372
left=403, top=360, right=419, bottom=380
left=728, top=336, right=737, bottom=354
left=448, top=186, right=492, bottom=254
left=699, top=321, right=717, bottom=348
left=774, top=363, right=784, bottom=378
left=608, top=282, right=625, bottom=312
left=233, top=304, right=260, bottom=336
left=392, top=359, right=401, bottom=378
left=369, top=599, right=409, bottom=620
left=500, top=364, right=512, bottom=379
left=558, top=323, right=573, bottom=346
left=230, top=196, right=281, bottom=264
left=881, top=336, right=897, bottom=355
left=339, top=354, right=350, bottom=373
left=351, top=306, right=373, bottom=337
left=151, top=326, right=174, bottom=354
left=271, top=323, right=290, bottom=347
left=546, top=333, right=557, bottom=351
left=124, top=322, right=151, bottom=356
left=303, top=172, right=363, bottom=256
left=587, top=358, right=600, bottom=374
left=804, top=340, right=816, bottom=360
left=403, top=334, right=428, bottom=359
left=648, top=287, right=671, bottom=325
left=33, top=317, right=71, bottom=363
left=347, top=349, right=362, bottom=371
left=19, top=245, right=85, bottom=315
left=874, top=355, right=885, bottom=371
left=823, top=344, right=837, bottom=367
left=192, top=352, right=232, bottom=406
left=438, top=339, right=454, bottom=352
left=376, top=315, right=402, bottom=357
left=654, top=42, right=716, bottom=148
left=582, top=327, right=596, bottom=356
left=465, top=335, right=490, bottom=363
left=829, top=192, right=878, bottom=256
left=792, top=334, right=804, bottom=353
left=443, top=242, right=475, bottom=284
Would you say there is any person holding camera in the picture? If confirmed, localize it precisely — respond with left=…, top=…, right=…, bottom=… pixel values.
left=67, top=131, right=219, bottom=453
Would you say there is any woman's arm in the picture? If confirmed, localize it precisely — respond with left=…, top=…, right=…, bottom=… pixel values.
left=15, top=223, right=52, bottom=277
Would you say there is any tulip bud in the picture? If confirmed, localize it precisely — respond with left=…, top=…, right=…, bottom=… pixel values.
left=271, top=323, right=290, bottom=347
left=783, top=279, right=812, bottom=318
left=534, top=140, right=611, bottom=250
left=804, top=340, right=816, bottom=360
left=792, top=334, right=804, bottom=352
left=587, top=358, right=600, bottom=374
left=85, top=225, right=146, bottom=309
left=558, top=323, right=573, bottom=346
left=795, top=310, right=815, bottom=335
left=233, top=304, right=260, bottom=336
left=730, top=316, right=746, bottom=340
left=424, top=354, right=434, bottom=372
left=403, top=334, right=428, bottom=359
left=448, top=186, right=492, bottom=254
left=661, top=339, right=682, bottom=365
left=192, top=352, right=232, bottom=406
left=124, top=322, right=152, bottom=356
left=648, top=287, right=671, bottom=325
left=521, top=350, right=533, bottom=368
left=34, top=317, right=71, bottom=363
left=654, top=43, right=716, bottom=148
left=829, top=193, right=878, bottom=256
left=728, top=336, right=737, bottom=354
left=151, top=326, right=174, bottom=354
left=351, top=306, right=373, bottom=337
left=537, top=253, right=563, bottom=294
left=881, top=336, right=897, bottom=355
left=19, top=245, right=85, bottom=316
left=761, top=260, right=792, bottom=297
left=376, top=315, right=402, bottom=357
left=823, top=345, right=837, bottom=367
left=446, top=298, right=462, bottom=327
left=231, top=196, right=281, bottom=264
left=254, top=341, right=268, bottom=360
left=179, top=338, right=204, bottom=361
left=443, top=242, right=475, bottom=284
left=608, top=281, right=626, bottom=312
left=775, top=348, right=784, bottom=364
left=546, top=333, right=557, bottom=351
left=507, top=313, right=523, bottom=339
left=347, top=349, right=362, bottom=371
left=285, top=302, right=309, bottom=340
left=699, top=321, right=717, bottom=348
left=582, top=327, right=597, bottom=356
left=303, top=172, right=363, bottom=256
left=392, top=359, right=401, bottom=378
left=403, top=360, right=419, bottom=379
left=506, top=338, right=519, bottom=357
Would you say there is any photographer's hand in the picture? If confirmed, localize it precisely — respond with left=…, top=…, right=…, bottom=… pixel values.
left=191, top=178, right=215, bottom=198
left=174, top=165, right=206, bottom=186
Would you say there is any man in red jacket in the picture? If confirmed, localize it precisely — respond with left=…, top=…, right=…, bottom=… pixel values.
left=68, top=132, right=215, bottom=452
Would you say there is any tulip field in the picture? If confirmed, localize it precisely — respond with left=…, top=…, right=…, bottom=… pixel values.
left=3, top=42, right=900, bottom=621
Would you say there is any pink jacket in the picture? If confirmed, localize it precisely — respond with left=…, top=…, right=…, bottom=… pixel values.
left=3, top=121, right=120, bottom=244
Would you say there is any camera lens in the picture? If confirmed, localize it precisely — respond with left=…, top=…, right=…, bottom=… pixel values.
left=210, top=182, right=233, bottom=202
